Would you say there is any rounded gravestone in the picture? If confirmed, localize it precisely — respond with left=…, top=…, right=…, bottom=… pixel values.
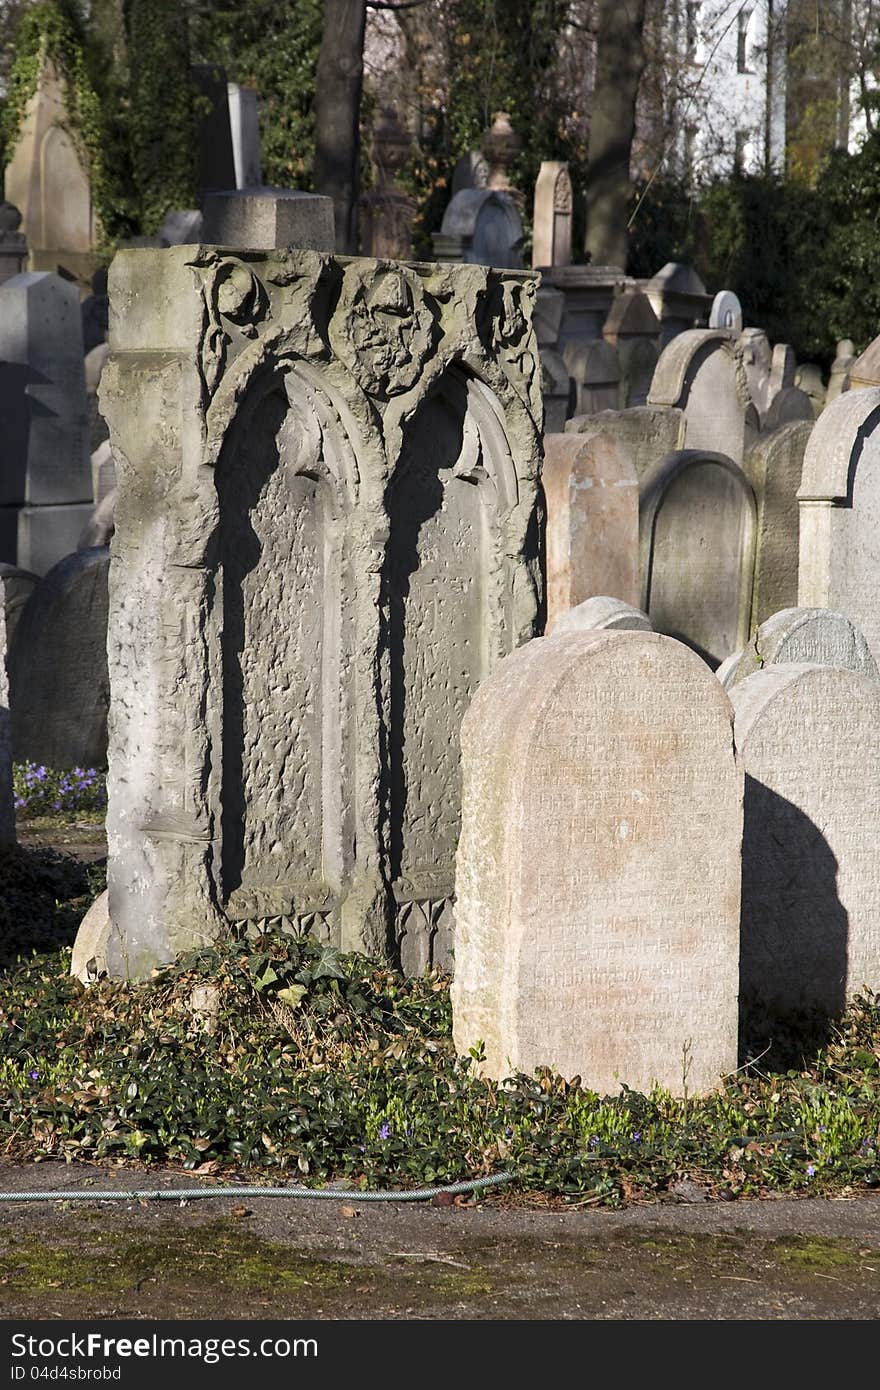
left=728, top=608, right=878, bottom=688
left=731, top=664, right=880, bottom=1027
left=554, top=596, right=652, bottom=633
left=452, top=630, right=742, bottom=1096
left=709, top=290, right=743, bottom=333
left=9, top=546, right=109, bottom=769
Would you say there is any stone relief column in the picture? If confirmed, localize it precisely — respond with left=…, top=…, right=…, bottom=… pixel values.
left=98, top=246, right=542, bottom=978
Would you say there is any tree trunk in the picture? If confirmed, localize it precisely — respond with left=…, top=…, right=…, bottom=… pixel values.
left=313, top=0, right=367, bottom=254
left=585, top=0, right=647, bottom=270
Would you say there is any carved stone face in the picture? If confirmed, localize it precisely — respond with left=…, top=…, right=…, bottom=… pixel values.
left=330, top=265, right=436, bottom=397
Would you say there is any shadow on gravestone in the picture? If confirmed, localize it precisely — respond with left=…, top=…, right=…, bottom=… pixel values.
left=740, top=774, right=848, bottom=1067
left=8, top=546, right=109, bottom=770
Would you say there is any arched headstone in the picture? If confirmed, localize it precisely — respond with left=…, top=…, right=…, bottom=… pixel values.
left=648, top=329, right=757, bottom=464
left=452, top=630, right=742, bottom=1095
left=725, top=607, right=878, bottom=688
left=744, top=419, right=812, bottom=627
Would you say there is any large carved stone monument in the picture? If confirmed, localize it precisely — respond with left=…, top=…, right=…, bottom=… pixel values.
left=98, top=247, right=543, bottom=979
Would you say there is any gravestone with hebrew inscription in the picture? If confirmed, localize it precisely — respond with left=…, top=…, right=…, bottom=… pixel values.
left=566, top=405, right=685, bottom=480
left=451, top=629, right=741, bottom=1095
left=543, top=431, right=639, bottom=631
left=95, top=247, right=542, bottom=980
left=797, top=388, right=880, bottom=668
left=724, top=607, right=878, bottom=688
left=731, top=664, right=880, bottom=1028
left=640, top=451, right=757, bottom=668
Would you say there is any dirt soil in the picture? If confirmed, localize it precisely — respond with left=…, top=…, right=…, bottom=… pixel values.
left=1, top=1160, right=879, bottom=1320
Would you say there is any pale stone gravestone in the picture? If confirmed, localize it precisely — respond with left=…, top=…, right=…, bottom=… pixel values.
left=0, top=563, right=38, bottom=649
left=201, top=190, right=334, bottom=251
left=642, top=262, right=712, bottom=347
left=827, top=338, right=855, bottom=403
left=639, top=450, right=757, bottom=668
left=744, top=419, right=812, bottom=627
left=566, top=405, right=686, bottom=480
left=724, top=607, right=878, bottom=688
left=4, top=56, right=99, bottom=284
left=543, top=430, right=640, bottom=631
left=563, top=339, right=620, bottom=417
left=0, top=597, right=14, bottom=846
left=797, top=388, right=880, bottom=667
left=709, top=290, right=743, bottom=332
left=0, top=271, right=92, bottom=575
left=731, top=664, right=880, bottom=1027
left=533, top=287, right=573, bottom=430
left=848, top=336, right=880, bottom=391
left=602, top=291, right=660, bottom=408
left=9, top=546, right=109, bottom=770
left=433, top=189, right=524, bottom=269
left=0, top=203, right=27, bottom=285
left=648, top=329, right=757, bottom=465
left=554, top=596, right=651, bottom=633
left=227, top=83, right=262, bottom=189
left=451, top=629, right=741, bottom=1095
left=531, top=161, right=572, bottom=269
left=97, top=247, right=543, bottom=979
left=768, top=342, right=796, bottom=400
left=795, top=363, right=825, bottom=416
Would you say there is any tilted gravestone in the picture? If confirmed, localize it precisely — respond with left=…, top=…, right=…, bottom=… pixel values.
left=640, top=451, right=757, bottom=669
left=797, top=388, right=880, bottom=668
left=451, top=630, right=742, bottom=1095
left=744, top=419, right=813, bottom=628
left=8, top=546, right=109, bottom=771
left=0, top=271, right=92, bottom=575
left=96, top=247, right=543, bottom=979
left=648, top=329, right=757, bottom=465
left=723, top=607, right=878, bottom=688
left=543, top=430, right=640, bottom=631
left=731, top=664, right=880, bottom=1028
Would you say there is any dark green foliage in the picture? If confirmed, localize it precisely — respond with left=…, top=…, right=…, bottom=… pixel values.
left=123, top=0, right=197, bottom=233
left=188, top=0, right=323, bottom=191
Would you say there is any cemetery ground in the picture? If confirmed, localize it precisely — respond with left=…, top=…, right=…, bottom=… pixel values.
left=3, top=772, right=880, bottom=1319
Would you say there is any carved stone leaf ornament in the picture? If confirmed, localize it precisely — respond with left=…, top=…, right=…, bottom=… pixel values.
left=192, top=254, right=270, bottom=398
left=329, top=263, right=437, bottom=397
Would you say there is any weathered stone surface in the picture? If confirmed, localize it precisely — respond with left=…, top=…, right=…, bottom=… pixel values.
left=827, top=338, right=855, bottom=403
left=201, top=190, right=334, bottom=251
left=543, top=430, right=639, bottom=631
left=71, top=889, right=111, bottom=984
left=648, top=329, right=757, bottom=465
left=640, top=451, right=757, bottom=669
left=100, top=247, right=543, bottom=978
left=451, top=630, right=741, bottom=1095
left=358, top=108, right=415, bottom=261
left=4, top=56, right=98, bottom=278
left=709, top=290, right=743, bottom=332
left=762, top=386, right=813, bottom=433
left=8, top=547, right=109, bottom=770
left=0, top=201, right=27, bottom=286
left=539, top=349, right=574, bottom=432
left=554, top=596, right=651, bottom=632
left=0, top=270, right=92, bottom=573
left=0, top=563, right=38, bottom=648
left=738, top=327, right=773, bottom=417
left=848, top=335, right=880, bottom=391
left=795, top=362, right=825, bottom=416
left=744, top=419, right=812, bottom=627
left=565, top=406, right=686, bottom=479
left=797, top=388, right=880, bottom=667
left=603, top=292, right=660, bottom=409
left=531, top=161, right=572, bottom=269
left=0, top=597, right=14, bottom=846
left=641, top=262, right=712, bottom=347
left=731, top=664, right=880, bottom=1024
left=725, top=607, right=879, bottom=688
left=159, top=209, right=204, bottom=246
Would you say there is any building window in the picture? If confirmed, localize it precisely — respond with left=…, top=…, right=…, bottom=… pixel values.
left=737, top=6, right=754, bottom=74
